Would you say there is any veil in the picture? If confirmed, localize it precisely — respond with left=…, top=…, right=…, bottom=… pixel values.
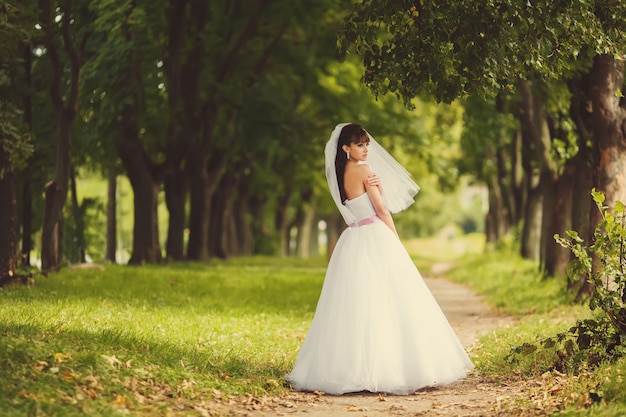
left=324, top=123, right=420, bottom=225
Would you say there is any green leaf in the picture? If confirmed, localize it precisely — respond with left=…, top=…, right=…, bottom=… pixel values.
left=592, top=189, right=605, bottom=204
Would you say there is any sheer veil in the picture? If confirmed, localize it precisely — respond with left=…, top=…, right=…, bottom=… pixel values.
left=324, top=123, right=420, bottom=225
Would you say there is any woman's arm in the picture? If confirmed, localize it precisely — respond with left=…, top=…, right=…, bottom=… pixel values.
left=362, top=168, right=398, bottom=238
left=367, top=172, right=383, bottom=194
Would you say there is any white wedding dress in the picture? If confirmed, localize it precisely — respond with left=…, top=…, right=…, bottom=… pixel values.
left=286, top=192, right=473, bottom=395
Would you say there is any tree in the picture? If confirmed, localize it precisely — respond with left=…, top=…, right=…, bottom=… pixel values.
left=38, top=0, right=90, bottom=273
left=460, top=95, right=523, bottom=245
left=0, top=1, right=36, bottom=285
left=83, top=0, right=168, bottom=264
left=340, top=0, right=626, bottom=282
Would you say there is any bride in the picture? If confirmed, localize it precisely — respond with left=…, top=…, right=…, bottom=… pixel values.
left=286, top=123, right=473, bottom=395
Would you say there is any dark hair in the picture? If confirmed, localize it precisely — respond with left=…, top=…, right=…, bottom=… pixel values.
left=335, top=123, right=369, bottom=203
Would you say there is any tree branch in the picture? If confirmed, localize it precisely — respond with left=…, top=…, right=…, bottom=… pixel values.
left=62, top=0, right=89, bottom=118
left=38, top=0, right=63, bottom=112
left=216, top=0, right=271, bottom=84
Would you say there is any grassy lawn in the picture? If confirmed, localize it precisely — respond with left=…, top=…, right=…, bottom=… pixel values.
left=2, top=235, right=625, bottom=416
left=445, top=248, right=626, bottom=416
left=1, top=258, right=327, bottom=416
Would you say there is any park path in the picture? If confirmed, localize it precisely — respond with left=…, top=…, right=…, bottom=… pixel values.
left=213, top=274, right=528, bottom=417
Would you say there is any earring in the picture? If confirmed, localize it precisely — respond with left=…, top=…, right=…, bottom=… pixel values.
left=346, top=151, right=350, bottom=160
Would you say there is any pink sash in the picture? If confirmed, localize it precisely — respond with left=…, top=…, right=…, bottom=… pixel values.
left=350, top=216, right=378, bottom=228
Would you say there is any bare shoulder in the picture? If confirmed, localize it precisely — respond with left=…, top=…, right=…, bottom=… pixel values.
left=353, top=163, right=372, bottom=178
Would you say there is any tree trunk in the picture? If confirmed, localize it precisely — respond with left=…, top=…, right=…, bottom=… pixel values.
left=326, top=212, right=343, bottom=259
left=20, top=42, right=33, bottom=267
left=39, top=0, right=88, bottom=273
left=208, top=192, right=221, bottom=258
left=209, top=164, right=244, bottom=259
left=249, top=195, right=269, bottom=255
left=518, top=79, right=559, bottom=272
left=586, top=54, right=626, bottom=216
left=507, top=128, right=525, bottom=225
left=538, top=169, right=558, bottom=272
left=275, top=187, right=293, bottom=257
left=290, top=188, right=313, bottom=257
left=105, top=166, right=117, bottom=263
left=164, top=169, right=186, bottom=260
left=20, top=168, right=33, bottom=267
left=580, top=54, right=626, bottom=299
left=41, top=117, right=71, bottom=273
left=162, top=0, right=207, bottom=261
left=568, top=89, right=593, bottom=245
left=300, top=208, right=318, bottom=257
left=226, top=205, right=240, bottom=256
left=572, top=147, right=595, bottom=232
left=188, top=169, right=213, bottom=261
left=187, top=152, right=225, bottom=260
left=545, top=161, right=575, bottom=277
left=209, top=180, right=232, bottom=259
left=569, top=147, right=592, bottom=285
left=519, top=109, right=541, bottom=260
left=126, top=173, right=161, bottom=264
left=485, top=146, right=508, bottom=243
left=521, top=173, right=543, bottom=261
left=0, top=145, right=18, bottom=286
left=309, top=215, right=319, bottom=257
left=496, top=147, right=514, bottom=229
left=69, top=165, right=86, bottom=263
left=234, top=182, right=253, bottom=256
left=567, top=78, right=594, bottom=291
left=297, top=207, right=316, bottom=258
left=117, top=107, right=162, bottom=264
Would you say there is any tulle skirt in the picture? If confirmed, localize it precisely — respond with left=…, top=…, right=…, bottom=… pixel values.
left=286, top=219, right=473, bottom=395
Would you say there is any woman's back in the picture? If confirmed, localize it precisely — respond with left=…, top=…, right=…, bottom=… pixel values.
left=342, top=162, right=369, bottom=201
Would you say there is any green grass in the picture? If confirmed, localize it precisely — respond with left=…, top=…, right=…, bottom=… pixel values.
left=446, top=248, right=570, bottom=315
left=0, top=257, right=327, bottom=416
left=2, top=239, right=626, bottom=416
left=446, top=248, right=626, bottom=416
left=405, top=231, right=485, bottom=272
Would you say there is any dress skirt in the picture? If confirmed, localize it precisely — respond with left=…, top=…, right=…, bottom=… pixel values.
left=286, top=219, right=473, bottom=395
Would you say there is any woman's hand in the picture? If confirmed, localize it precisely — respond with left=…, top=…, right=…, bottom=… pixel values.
left=367, top=173, right=382, bottom=194
left=367, top=172, right=380, bottom=187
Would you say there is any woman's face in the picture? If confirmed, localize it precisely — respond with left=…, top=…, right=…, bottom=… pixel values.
left=343, top=140, right=369, bottom=162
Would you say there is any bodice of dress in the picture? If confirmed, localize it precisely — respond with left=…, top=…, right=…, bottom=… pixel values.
left=344, top=193, right=376, bottom=222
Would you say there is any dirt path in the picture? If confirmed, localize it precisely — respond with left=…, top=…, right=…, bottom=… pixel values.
left=215, top=276, right=527, bottom=417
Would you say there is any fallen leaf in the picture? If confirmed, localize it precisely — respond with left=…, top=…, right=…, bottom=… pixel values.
left=33, top=360, right=49, bottom=372
left=18, top=390, right=40, bottom=400
left=84, top=374, right=103, bottom=390
left=101, top=354, right=122, bottom=367
left=266, top=379, right=280, bottom=388
left=133, top=391, right=147, bottom=405
left=112, top=394, right=127, bottom=409
left=346, top=405, right=368, bottom=412
left=62, top=370, right=78, bottom=383
left=54, top=352, right=73, bottom=362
